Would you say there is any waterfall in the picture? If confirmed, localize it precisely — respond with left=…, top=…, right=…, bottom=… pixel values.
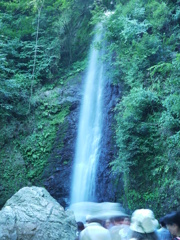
left=70, top=24, right=104, bottom=205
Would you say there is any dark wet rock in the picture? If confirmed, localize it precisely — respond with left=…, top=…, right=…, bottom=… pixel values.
left=42, top=73, right=121, bottom=207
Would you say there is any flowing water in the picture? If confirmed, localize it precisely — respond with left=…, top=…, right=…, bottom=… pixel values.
left=70, top=24, right=104, bottom=205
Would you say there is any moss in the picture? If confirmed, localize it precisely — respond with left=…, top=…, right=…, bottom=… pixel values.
left=0, top=148, right=29, bottom=207
left=20, top=100, right=70, bottom=183
left=0, top=82, right=72, bottom=206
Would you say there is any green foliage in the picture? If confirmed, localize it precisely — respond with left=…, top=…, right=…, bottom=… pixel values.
left=111, top=88, right=161, bottom=175
left=104, top=1, right=166, bottom=89
left=145, top=1, right=169, bottom=31
left=0, top=148, right=29, bottom=206
left=0, top=83, right=71, bottom=207
left=90, top=4, right=106, bottom=25
left=0, top=0, right=180, bottom=217
left=0, top=0, right=92, bottom=207
left=21, top=127, right=55, bottom=180
left=0, top=0, right=93, bottom=121
left=19, top=90, right=70, bottom=182
left=51, top=106, right=70, bottom=125
left=107, top=0, right=180, bottom=216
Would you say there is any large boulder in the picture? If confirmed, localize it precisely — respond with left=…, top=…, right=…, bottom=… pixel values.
left=0, top=186, right=76, bottom=240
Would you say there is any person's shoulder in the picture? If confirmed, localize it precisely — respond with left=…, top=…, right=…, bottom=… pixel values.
left=157, top=227, right=169, bottom=233
left=110, top=225, right=122, bottom=231
left=79, top=227, right=89, bottom=240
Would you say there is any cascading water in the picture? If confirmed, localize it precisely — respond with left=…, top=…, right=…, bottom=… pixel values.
left=70, top=24, right=104, bottom=205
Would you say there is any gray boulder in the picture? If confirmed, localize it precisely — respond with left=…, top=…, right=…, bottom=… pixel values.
left=0, top=186, right=76, bottom=240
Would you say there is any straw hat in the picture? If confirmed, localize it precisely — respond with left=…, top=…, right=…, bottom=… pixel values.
left=130, top=209, right=158, bottom=234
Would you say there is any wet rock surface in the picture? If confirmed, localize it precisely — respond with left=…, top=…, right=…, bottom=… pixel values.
left=96, top=81, right=121, bottom=202
left=42, top=74, right=121, bottom=207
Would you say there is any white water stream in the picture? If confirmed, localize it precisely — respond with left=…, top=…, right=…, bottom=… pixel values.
left=70, top=24, right=104, bottom=205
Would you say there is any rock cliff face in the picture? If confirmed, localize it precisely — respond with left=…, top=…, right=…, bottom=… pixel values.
left=43, top=74, right=121, bottom=207
left=96, top=81, right=121, bottom=202
left=42, top=75, right=84, bottom=207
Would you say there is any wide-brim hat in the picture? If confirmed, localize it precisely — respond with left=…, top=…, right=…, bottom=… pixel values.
left=69, top=201, right=128, bottom=222
left=130, top=209, right=158, bottom=234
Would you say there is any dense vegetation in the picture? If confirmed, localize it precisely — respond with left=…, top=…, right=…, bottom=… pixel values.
left=103, top=0, right=180, bottom=215
left=0, top=0, right=179, bottom=217
left=0, top=0, right=94, bottom=206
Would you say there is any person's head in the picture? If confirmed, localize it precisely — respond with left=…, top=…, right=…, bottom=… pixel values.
left=104, top=219, right=113, bottom=229
left=89, top=218, right=102, bottom=224
left=112, top=216, right=124, bottom=225
left=123, top=217, right=130, bottom=225
left=77, top=221, right=85, bottom=231
left=159, top=217, right=166, bottom=228
left=85, top=215, right=102, bottom=225
left=130, top=209, right=159, bottom=240
left=163, top=211, right=180, bottom=236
